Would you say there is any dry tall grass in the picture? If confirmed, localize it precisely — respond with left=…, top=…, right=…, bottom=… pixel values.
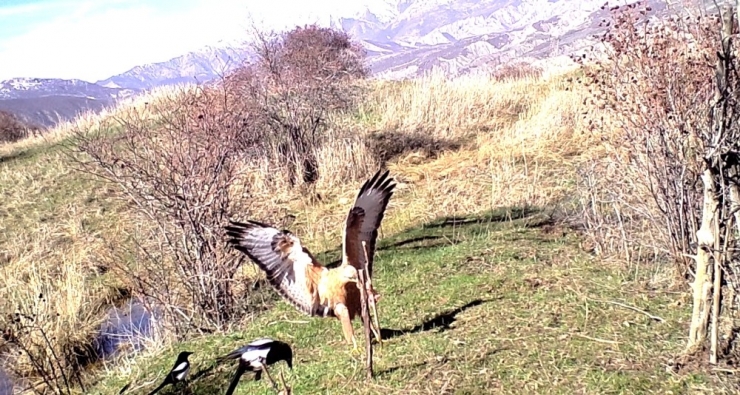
left=253, top=70, right=595, bottom=253
left=0, top=68, right=595, bottom=391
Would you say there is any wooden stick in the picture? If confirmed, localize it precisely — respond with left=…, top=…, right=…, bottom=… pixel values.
left=711, top=215, right=731, bottom=364
left=366, top=274, right=383, bottom=346
left=357, top=260, right=373, bottom=380
left=278, top=369, right=291, bottom=395
left=588, top=298, right=665, bottom=322
left=361, top=241, right=383, bottom=345
left=260, top=364, right=278, bottom=392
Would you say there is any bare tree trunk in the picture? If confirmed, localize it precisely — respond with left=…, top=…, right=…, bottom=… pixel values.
left=687, top=167, right=718, bottom=352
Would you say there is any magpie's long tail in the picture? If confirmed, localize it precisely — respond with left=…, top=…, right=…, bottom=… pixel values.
left=216, top=346, right=248, bottom=364
left=225, top=364, right=247, bottom=395
left=146, top=380, right=168, bottom=395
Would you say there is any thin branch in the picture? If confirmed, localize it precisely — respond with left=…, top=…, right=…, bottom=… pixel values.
left=588, top=298, right=666, bottom=323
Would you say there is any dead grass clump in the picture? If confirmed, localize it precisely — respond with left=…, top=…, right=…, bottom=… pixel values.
left=0, top=219, right=128, bottom=394
left=491, top=61, right=544, bottom=82
left=362, top=71, right=558, bottom=140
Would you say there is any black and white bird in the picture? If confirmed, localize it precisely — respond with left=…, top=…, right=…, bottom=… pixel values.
left=217, top=338, right=293, bottom=394
left=146, top=351, right=193, bottom=395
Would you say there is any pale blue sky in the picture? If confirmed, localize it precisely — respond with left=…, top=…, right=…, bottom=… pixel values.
left=0, top=0, right=379, bottom=82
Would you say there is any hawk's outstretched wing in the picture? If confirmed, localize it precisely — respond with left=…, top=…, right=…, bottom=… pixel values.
left=342, top=169, right=396, bottom=278
left=225, top=220, right=332, bottom=317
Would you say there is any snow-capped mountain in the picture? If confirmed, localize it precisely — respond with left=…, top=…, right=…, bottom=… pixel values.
left=332, top=0, right=675, bottom=79
left=96, top=45, right=250, bottom=91
left=0, top=78, right=128, bottom=100
left=0, top=44, right=246, bottom=128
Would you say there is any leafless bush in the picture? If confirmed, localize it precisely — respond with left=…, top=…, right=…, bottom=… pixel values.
left=69, top=82, right=251, bottom=333
left=574, top=1, right=715, bottom=273
left=0, top=110, right=42, bottom=143
left=2, top=294, right=86, bottom=395
left=231, top=23, right=369, bottom=187
left=576, top=0, right=740, bottom=362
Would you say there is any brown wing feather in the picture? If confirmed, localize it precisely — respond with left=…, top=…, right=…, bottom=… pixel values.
left=342, top=169, right=396, bottom=277
left=225, top=219, right=333, bottom=317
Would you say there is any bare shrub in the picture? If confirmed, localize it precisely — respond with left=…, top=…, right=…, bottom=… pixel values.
left=232, top=23, right=369, bottom=187
left=491, top=62, right=544, bottom=82
left=0, top=110, right=42, bottom=143
left=2, top=295, right=86, bottom=395
left=576, top=1, right=740, bottom=362
left=69, top=82, right=250, bottom=333
left=574, top=1, right=715, bottom=272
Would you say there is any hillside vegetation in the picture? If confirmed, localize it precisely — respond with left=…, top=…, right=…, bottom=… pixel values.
left=2, top=6, right=740, bottom=395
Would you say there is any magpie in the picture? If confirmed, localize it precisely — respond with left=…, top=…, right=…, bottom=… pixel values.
left=146, top=351, right=193, bottom=395
left=217, top=338, right=293, bottom=394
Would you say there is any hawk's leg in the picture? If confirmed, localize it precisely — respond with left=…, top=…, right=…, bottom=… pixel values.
left=335, top=304, right=359, bottom=353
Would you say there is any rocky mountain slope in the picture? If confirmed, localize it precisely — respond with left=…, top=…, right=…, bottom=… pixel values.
left=96, top=45, right=249, bottom=91
left=333, top=0, right=678, bottom=79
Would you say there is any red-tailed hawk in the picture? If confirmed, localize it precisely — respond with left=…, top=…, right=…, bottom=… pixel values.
left=225, top=170, right=395, bottom=349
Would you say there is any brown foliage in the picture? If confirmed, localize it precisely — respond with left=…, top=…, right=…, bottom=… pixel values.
left=573, top=1, right=718, bottom=274
left=71, top=83, right=251, bottom=332
left=0, top=110, right=41, bottom=143
left=231, top=23, right=369, bottom=187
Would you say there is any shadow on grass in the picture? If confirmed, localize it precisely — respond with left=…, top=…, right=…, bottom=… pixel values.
left=320, top=205, right=554, bottom=269
left=380, top=299, right=490, bottom=340
left=0, top=140, right=67, bottom=165
left=172, top=361, right=275, bottom=395
left=417, top=206, right=546, bottom=231
left=0, top=149, right=30, bottom=164
left=377, top=347, right=508, bottom=376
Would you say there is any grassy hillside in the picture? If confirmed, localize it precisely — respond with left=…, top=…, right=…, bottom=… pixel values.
left=0, top=71, right=732, bottom=394
left=91, top=209, right=708, bottom=395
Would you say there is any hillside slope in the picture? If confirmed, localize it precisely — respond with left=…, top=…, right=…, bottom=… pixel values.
left=0, top=69, right=733, bottom=394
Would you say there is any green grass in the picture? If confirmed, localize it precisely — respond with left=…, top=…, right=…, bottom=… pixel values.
left=90, top=207, right=711, bottom=395
left=0, top=140, right=122, bottom=247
